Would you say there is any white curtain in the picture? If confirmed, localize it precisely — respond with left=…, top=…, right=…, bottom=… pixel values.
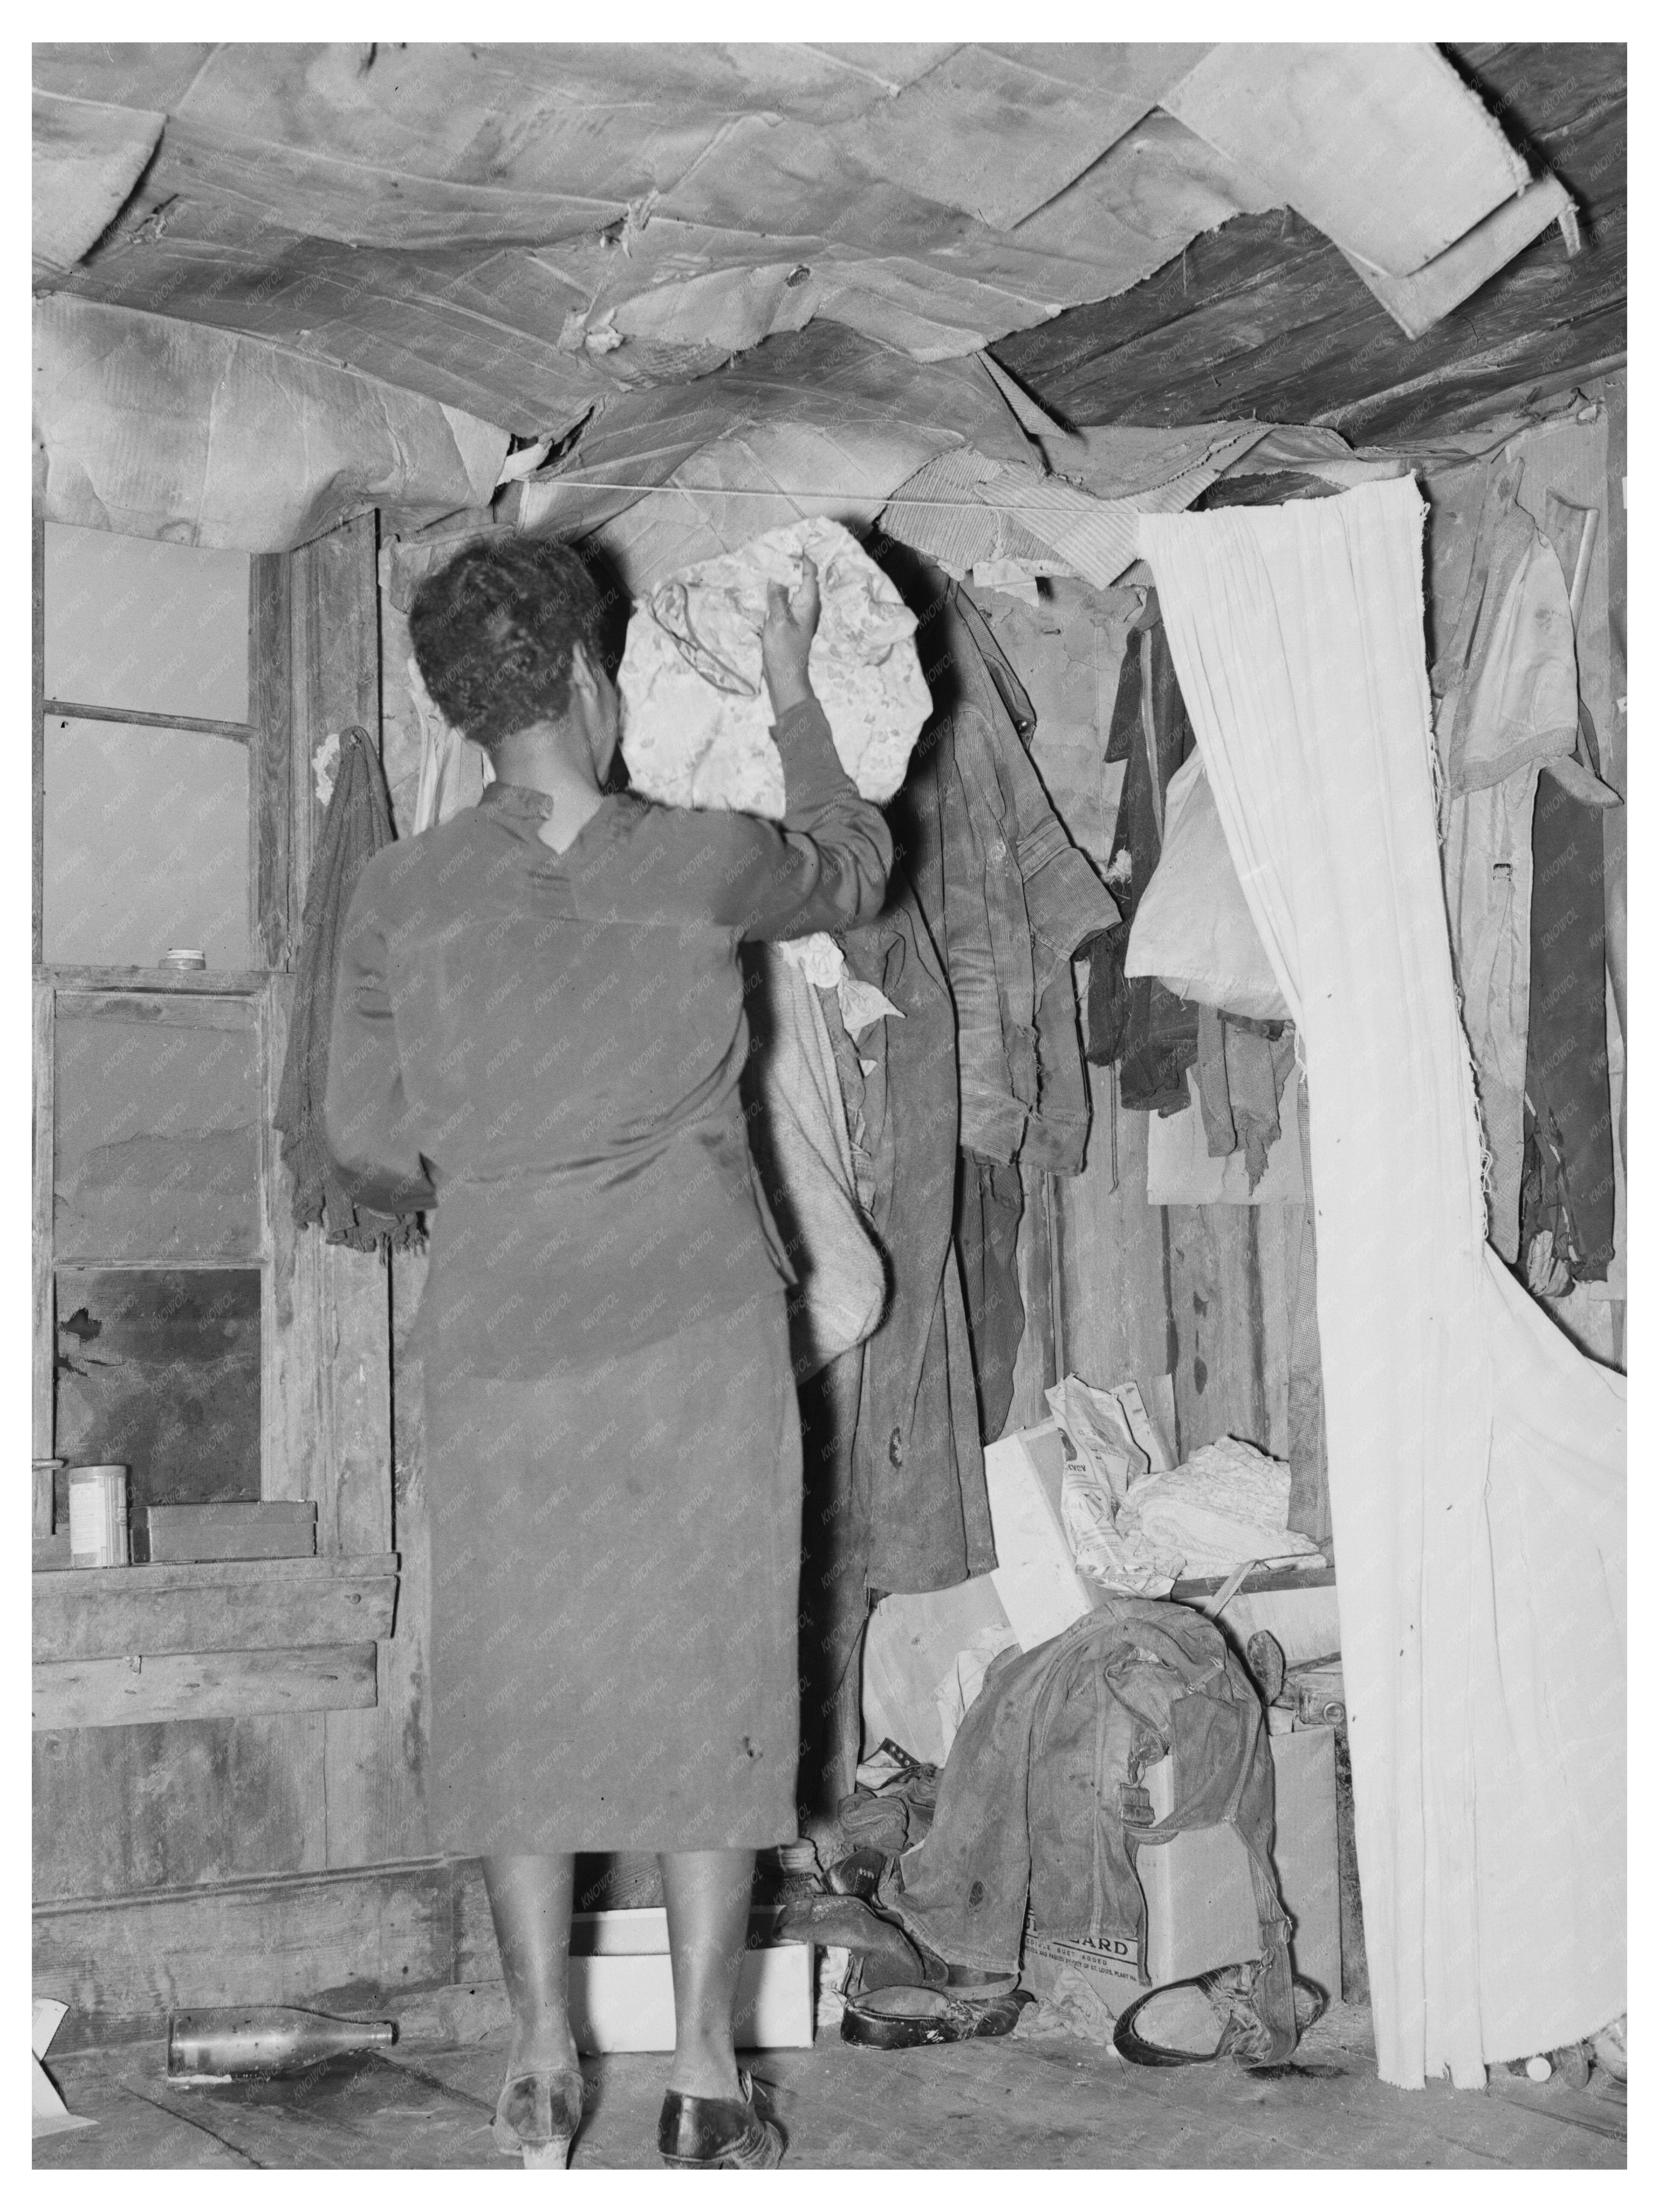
left=1141, top=479, right=1624, bottom=2089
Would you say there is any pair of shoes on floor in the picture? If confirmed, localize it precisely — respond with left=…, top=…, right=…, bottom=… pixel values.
left=658, top=2068, right=785, bottom=2169
left=493, top=2064, right=586, bottom=2169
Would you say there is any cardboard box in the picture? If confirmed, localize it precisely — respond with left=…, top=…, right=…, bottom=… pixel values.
left=984, top=1422, right=1108, bottom=1650
left=862, top=1575, right=1012, bottom=1766
left=1022, top=1723, right=1342, bottom=2015
left=566, top=1911, right=813, bottom=2053
left=143, top=1502, right=317, bottom=1564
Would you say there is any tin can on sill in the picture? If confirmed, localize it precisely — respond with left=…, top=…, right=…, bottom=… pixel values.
left=162, top=948, right=207, bottom=971
left=67, top=1465, right=129, bottom=1568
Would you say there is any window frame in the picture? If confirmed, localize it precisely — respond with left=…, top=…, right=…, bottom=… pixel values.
left=32, top=522, right=298, bottom=1518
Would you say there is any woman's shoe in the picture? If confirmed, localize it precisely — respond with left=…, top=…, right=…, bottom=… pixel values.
left=493, top=2064, right=585, bottom=2168
left=657, top=2068, right=785, bottom=2169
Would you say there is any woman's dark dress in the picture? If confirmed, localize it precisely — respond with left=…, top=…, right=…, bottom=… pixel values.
left=325, top=700, right=891, bottom=1850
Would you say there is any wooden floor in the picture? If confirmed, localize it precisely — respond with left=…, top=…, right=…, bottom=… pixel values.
left=36, top=2000, right=1624, bottom=2171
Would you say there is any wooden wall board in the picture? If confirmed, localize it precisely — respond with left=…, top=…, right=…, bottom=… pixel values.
left=250, top=554, right=293, bottom=969
left=1052, top=1067, right=1330, bottom=1541
left=34, top=1712, right=329, bottom=1901
left=34, top=1855, right=463, bottom=2048
left=34, top=1556, right=398, bottom=1662
left=33, top=978, right=54, bottom=1463
left=995, top=43, right=1624, bottom=445
left=290, top=507, right=431, bottom=1866
left=34, top=1643, right=377, bottom=1731
left=1053, top=1071, right=1180, bottom=1417
left=289, top=512, right=393, bottom=1566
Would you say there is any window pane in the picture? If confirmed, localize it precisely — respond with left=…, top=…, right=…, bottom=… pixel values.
left=54, top=1267, right=262, bottom=1522
left=54, top=1005, right=261, bottom=1263
left=44, top=718, right=251, bottom=969
left=44, top=523, right=250, bottom=724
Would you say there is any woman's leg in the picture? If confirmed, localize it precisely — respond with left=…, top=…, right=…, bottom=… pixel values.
left=660, top=1848, right=757, bottom=2099
left=482, top=1853, right=580, bottom=2074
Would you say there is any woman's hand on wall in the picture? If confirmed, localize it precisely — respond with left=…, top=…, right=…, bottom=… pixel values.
left=761, top=553, right=821, bottom=718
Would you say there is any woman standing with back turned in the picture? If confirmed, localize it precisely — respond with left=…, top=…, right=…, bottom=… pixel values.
left=325, top=538, right=891, bottom=2168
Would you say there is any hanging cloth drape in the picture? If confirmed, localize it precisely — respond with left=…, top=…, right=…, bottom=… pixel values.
left=1140, top=479, right=1624, bottom=2090
left=276, top=726, right=424, bottom=1253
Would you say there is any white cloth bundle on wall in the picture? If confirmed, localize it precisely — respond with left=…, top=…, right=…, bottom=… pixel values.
left=1141, top=480, right=1625, bottom=2090
left=618, top=516, right=929, bottom=817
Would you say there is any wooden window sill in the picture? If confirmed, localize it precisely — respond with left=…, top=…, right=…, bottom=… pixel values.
left=32, top=1553, right=398, bottom=1730
left=38, top=964, right=275, bottom=994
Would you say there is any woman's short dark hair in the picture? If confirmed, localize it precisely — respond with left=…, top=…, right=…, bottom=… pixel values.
left=408, top=536, right=605, bottom=751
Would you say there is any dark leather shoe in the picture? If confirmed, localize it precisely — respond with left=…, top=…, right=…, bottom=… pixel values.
left=825, top=1846, right=890, bottom=1900
left=658, top=2068, right=785, bottom=2169
left=840, top=1983, right=1031, bottom=2049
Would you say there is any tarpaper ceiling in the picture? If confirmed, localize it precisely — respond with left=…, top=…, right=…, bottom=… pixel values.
left=32, top=42, right=1575, bottom=550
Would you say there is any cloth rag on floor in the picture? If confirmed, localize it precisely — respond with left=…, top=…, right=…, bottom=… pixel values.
left=1142, top=477, right=1625, bottom=2088
left=276, top=725, right=422, bottom=1251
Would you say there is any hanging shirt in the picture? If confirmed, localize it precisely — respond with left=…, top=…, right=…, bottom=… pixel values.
left=323, top=699, right=892, bottom=1381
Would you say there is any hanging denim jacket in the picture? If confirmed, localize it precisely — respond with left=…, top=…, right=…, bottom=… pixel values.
left=934, top=587, right=1120, bottom=1171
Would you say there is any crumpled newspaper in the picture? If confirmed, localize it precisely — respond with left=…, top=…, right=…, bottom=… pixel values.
left=618, top=515, right=930, bottom=817
left=1046, top=1375, right=1183, bottom=1596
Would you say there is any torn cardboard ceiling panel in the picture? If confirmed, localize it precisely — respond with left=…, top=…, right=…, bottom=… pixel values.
left=505, top=323, right=1031, bottom=546
left=32, top=42, right=219, bottom=111
left=34, top=297, right=510, bottom=551
left=1164, top=43, right=1533, bottom=278
left=69, top=230, right=611, bottom=437
left=1010, top=110, right=1280, bottom=262
left=84, top=43, right=977, bottom=252
left=1340, top=175, right=1574, bottom=340
left=32, top=92, right=165, bottom=273
left=31, top=41, right=1564, bottom=443
left=829, top=43, right=1202, bottom=232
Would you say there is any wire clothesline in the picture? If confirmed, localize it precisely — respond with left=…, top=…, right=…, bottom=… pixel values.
left=509, top=477, right=1131, bottom=510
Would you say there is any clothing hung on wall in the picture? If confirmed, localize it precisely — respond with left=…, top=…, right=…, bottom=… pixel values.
left=275, top=726, right=422, bottom=1253
left=878, top=562, right=1114, bottom=1470
left=1521, top=745, right=1616, bottom=1282
left=933, top=586, right=1120, bottom=1173
left=740, top=944, right=886, bottom=1379
left=1431, top=458, right=1583, bottom=1264
left=840, top=885, right=995, bottom=1596
left=1082, top=597, right=1201, bottom=1112
left=1143, top=478, right=1625, bottom=2089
